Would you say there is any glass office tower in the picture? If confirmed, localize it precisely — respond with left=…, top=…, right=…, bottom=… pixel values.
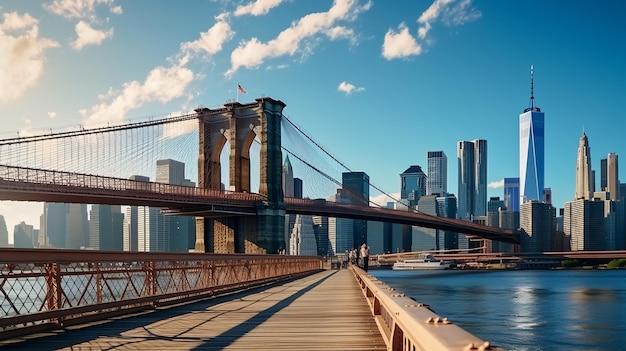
left=519, top=66, right=545, bottom=203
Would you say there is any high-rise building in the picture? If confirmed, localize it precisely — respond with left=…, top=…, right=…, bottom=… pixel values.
left=294, top=178, right=303, bottom=199
left=89, top=205, right=124, bottom=251
left=282, top=156, right=294, bottom=198
left=457, top=139, right=487, bottom=219
left=503, top=177, right=520, bottom=211
left=155, top=159, right=196, bottom=252
left=0, top=215, right=8, bottom=247
left=66, top=204, right=88, bottom=249
left=437, top=195, right=458, bottom=250
left=14, top=221, right=35, bottom=248
left=520, top=201, right=555, bottom=252
left=400, top=165, right=426, bottom=208
left=600, top=158, right=608, bottom=191
left=328, top=189, right=358, bottom=254
left=289, top=214, right=317, bottom=256
left=519, top=65, right=545, bottom=204
left=575, top=133, right=593, bottom=200
left=43, top=202, right=67, bottom=248
left=157, top=159, right=185, bottom=184
left=342, top=172, right=369, bottom=248
left=282, top=156, right=295, bottom=250
left=564, top=199, right=606, bottom=251
left=607, top=153, right=619, bottom=201
left=312, top=215, right=330, bottom=256
left=41, top=203, right=88, bottom=249
left=124, top=175, right=150, bottom=251
left=415, top=195, right=438, bottom=250
left=137, top=206, right=163, bottom=252
left=427, top=151, right=447, bottom=196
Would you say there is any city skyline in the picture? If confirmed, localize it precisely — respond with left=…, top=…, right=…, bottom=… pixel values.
left=1, top=1, right=626, bottom=236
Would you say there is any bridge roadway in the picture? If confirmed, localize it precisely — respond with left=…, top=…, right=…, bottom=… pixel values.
left=1, top=269, right=387, bottom=351
left=0, top=165, right=518, bottom=244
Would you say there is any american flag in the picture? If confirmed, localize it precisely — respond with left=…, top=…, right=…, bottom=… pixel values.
left=237, top=84, right=247, bottom=94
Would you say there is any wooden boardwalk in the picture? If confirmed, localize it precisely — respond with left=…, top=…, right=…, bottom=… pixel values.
left=1, top=269, right=386, bottom=350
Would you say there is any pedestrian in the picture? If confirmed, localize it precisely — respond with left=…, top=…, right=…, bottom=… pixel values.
left=360, top=243, right=370, bottom=272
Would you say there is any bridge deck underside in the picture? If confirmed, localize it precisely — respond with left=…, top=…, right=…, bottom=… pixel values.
left=3, top=269, right=386, bottom=351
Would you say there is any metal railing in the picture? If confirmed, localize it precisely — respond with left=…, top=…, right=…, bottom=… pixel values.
left=0, top=249, right=321, bottom=339
left=0, top=165, right=261, bottom=205
left=350, top=266, right=504, bottom=351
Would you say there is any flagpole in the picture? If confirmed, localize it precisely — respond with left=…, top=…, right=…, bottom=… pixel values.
left=236, top=83, right=239, bottom=102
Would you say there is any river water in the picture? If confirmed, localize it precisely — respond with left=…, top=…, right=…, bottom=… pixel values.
left=369, top=269, right=626, bottom=351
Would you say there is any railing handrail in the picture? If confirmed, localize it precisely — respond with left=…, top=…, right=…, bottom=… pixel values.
left=0, top=249, right=322, bottom=340
left=350, top=266, right=503, bottom=351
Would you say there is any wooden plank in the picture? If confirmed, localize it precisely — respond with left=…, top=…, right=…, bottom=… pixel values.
left=1, top=269, right=386, bottom=350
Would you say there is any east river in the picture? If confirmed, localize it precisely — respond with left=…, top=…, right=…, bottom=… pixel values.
left=369, top=269, right=626, bottom=351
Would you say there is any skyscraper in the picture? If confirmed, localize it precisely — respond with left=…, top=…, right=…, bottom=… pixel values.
left=66, top=204, right=89, bottom=249
left=457, top=139, right=487, bottom=219
left=564, top=199, right=606, bottom=251
left=437, top=195, right=458, bottom=250
left=282, top=156, right=294, bottom=198
left=503, top=177, right=520, bottom=212
left=0, top=215, right=8, bottom=247
left=155, top=159, right=196, bottom=252
left=575, top=132, right=593, bottom=200
left=13, top=221, right=35, bottom=248
left=89, top=205, right=124, bottom=251
left=342, top=172, right=369, bottom=248
left=607, top=152, right=619, bottom=201
left=427, top=151, right=447, bottom=196
left=600, top=158, right=608, bottom=191
left=520, top=201, right=555, bottom=252
left=43, top=202, right=67, bottom=248
left=289, top=214, right=317, bottom=256
left=519, top=65, right=545, bottom=203
left=400, top=165, right=426, bottom=208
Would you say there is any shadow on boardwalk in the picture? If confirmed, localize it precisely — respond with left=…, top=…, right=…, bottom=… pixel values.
left=2, top=269, right=385, bottom=350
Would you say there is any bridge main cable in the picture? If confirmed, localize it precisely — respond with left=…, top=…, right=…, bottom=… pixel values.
left=282, top=113, right=403, bottom=208
left=0, top=113, right=198, bottom=145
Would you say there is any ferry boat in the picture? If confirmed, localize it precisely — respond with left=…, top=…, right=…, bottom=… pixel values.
left=392, top=253, right=451, bottom=270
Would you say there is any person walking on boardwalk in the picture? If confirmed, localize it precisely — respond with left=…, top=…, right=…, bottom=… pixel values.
left=360, top=243, right=370, bottom=272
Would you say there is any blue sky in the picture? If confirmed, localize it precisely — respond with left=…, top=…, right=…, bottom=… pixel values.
left=1, top=0, right=625, bottom=237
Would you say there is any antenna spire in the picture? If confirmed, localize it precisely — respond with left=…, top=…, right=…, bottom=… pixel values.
left=530, top=64, right=534, bottom=109
left=523, top=65, right=540, bottom=113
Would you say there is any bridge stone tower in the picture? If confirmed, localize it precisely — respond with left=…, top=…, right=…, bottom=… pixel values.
left=195, top=97, right=286, bottom=254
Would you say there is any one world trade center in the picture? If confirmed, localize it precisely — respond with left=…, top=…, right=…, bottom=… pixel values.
left=519, top=65, right=545, bottom=203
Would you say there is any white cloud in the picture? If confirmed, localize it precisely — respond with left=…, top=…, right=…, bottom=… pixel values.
left=71, top=20, right=113, bottom=50
left=181, top=14, right=234, bottom=55
left=44, top=0, right=118, bottom=19
left=488, top=179, right=504, bottom=189
left=441, top=0, right=481, bottom=26
left=417, top=0, right=453, bottom=39
left=371, top=192, right=402, bottom=207
left=78, top=13, right=236, bottom=129
left=325, top=26, right=354, bottom=41
left=338, top=81, right=364, bottom=95
left=110, top=5, right=123, bottom=15
left=0, top=12, right=59, bottom=104
left=47, top=112, right=57, bottom=119
left=382, top=23, right=422, bottom=60
left=418, top=0, right=480, bottom=39
left=226, top=0, right=370, bottom=76
left=234, top=0, right=283, bottom=17
left=80, top=62, right=194, bottom=128
left=382, top=0, right=480, bottom=60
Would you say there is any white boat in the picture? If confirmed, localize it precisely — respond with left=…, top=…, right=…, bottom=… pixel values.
left=392, top=253, right=451, bottom=270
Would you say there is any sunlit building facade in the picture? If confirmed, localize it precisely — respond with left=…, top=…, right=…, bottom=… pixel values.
left=457, top=139, right=487, bottom=219
left=520, top=66, right=545, bottom=203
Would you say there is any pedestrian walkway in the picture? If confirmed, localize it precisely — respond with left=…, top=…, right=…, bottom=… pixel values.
left=1, top=269, right=386, bottom=350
